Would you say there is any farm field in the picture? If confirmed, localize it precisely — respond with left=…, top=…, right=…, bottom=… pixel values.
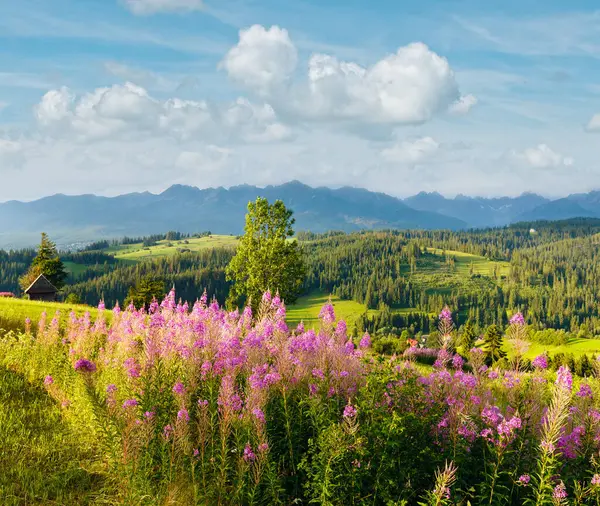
left=107, top=235, right=238, bottom=262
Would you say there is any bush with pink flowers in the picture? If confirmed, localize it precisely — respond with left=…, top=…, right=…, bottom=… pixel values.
left=3, top=291, right=600, bottom=504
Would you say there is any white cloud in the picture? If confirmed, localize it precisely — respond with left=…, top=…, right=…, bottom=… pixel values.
left=35, top=83, right=290, bottom=144
left=222, top=26, right=468, bottom=126
left=298, top=44, right=461, bottom=124
left=586, top=114, right=600, bottom=132
left=512, top=144, right=574, bottom=169
left=449, top=94, right=478, bottom=115
left=381, top=136, right=440, bottom=164
left=221, top=25, right=298, bottom=96
left=35, top=87, right=74, bottom=126
left=123, top=0, right=204, bottom=15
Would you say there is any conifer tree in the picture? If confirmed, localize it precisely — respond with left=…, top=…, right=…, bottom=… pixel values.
left=459, top=320, right=477, bottom=351
left=483, top=324, right=506, bottom=363
left=19, top=233, right=67, bottom=291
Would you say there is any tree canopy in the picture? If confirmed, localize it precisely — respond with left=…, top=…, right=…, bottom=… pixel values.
left=226, top=198, right=305, bottom=311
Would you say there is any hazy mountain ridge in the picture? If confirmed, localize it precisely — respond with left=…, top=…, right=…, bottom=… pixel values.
left=1, top=181, right=599, bottom=248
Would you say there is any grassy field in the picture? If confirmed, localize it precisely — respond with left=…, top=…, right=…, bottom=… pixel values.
left=107, top=235, right=238, bottom=262
left=425, top=248, right=511, bottom=278
left=0, top=298, right=102, bottom=333
left=506, top=338, right=600, bottom=359
left=0, top=367, right=104, bottom=504
left=286, top=291, right=376, bottom=330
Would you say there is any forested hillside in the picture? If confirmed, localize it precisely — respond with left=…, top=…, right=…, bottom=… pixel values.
left=4, top=219, right=600, bottom=336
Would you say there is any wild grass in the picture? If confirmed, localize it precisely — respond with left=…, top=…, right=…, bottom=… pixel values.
left=0, top=298, right=102, bottom=334
left=0, top=367, right=107, bottom=505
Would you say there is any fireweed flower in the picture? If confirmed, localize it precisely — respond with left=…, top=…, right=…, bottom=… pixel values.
left=343, top=404, right=357, bottom=419
left=177, top=408, right=189, bottom=422
left=172, top=382, right=186, bottom=395
left=509, top=312, right=525, bottom=326
left=106, top=384, right=117, bottom=394
left=518, top=474, right=531, bottom=485
left=243, top=444, right=256, bottom=463
left=43, top=375, right=54, bottom=385
left=556, top=366, right=573, bottom=391
left=319, top=303, right=336, bottom=324
left=122, top=398, right=139, bottom=409
left=162, top=424, right=173, bottom=440
left=553, top=482, right=567, bottom=500
left=74, top=359, right=96, bottom=373
left=359, top=333, right=371, bottom=349
left=592, top=474, right=600, bottom=486
left=532, top=354, right=548, bottom=370
left=452, top=354, right=464, bottom=370
left=252, top=408, right=266, bottom=423
left=577, top=383, right=593, bottom=398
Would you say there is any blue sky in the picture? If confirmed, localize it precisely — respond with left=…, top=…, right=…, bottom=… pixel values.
left=0, top=0, right=599, bottom=200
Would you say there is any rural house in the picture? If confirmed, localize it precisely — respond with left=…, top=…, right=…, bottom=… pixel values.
left=24, top=274, right=58, bottom=301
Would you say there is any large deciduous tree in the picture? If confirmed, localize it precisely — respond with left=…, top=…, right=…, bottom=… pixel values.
left=226, top=197, right=305, bottom=311
left=19, top=233, right=68, bottom=291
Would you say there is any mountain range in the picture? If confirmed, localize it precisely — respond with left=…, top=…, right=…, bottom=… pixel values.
left=1, top=181, right=600, bottom=248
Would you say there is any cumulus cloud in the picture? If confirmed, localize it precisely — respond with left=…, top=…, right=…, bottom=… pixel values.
left=35, top=83, right=291, bottom=143
left=221, top=25, right=298, bottom=96
left=381, top=136, right=440, bottom=164
left=122, top=0, right=204, bottom=15
left=512, top=144, right=574, bottom=168
left=222, top=26, right=469, bottom=126
left=35, top=87, right=74, bottom=126
left=449, top=94, right=478, bottom=115
left=586, top=113, right=600, bottom=132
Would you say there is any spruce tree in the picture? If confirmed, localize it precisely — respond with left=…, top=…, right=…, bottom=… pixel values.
left=459, top=320, right=477, bottom=352
left=483, top=324, right=506, bottom=363
left=19, top=233, right=67, bottom=291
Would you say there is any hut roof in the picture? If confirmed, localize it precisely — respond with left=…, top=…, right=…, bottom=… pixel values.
left=24, top=274, right=58, bottom=295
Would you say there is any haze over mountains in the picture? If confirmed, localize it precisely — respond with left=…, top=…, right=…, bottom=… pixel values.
left=1, top=181, right=600, bottom=249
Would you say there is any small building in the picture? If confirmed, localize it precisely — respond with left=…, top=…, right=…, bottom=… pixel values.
left=24, top=274, right=58, bottom=302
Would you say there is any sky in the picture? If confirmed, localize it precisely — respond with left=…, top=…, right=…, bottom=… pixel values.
left=1, top=0, right=600, bottom=201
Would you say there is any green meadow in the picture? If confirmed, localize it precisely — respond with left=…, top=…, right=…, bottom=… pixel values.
left=106, top=235, right=238, bottom=262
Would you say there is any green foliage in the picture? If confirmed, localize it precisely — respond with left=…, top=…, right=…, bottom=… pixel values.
left=460, top=320, right=478, bottom=351
left=483, top=324, right=507, bottom=363
left=226, top=198, right=305, bottom=310
left=19, top=233, right=67, bottom=291
left=126, top=275, right=166, bottom=309
left=64, top=293, right=82, bottom=305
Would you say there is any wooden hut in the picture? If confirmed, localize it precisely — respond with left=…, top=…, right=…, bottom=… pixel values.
left=24, top=274, right=58, bottom=302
